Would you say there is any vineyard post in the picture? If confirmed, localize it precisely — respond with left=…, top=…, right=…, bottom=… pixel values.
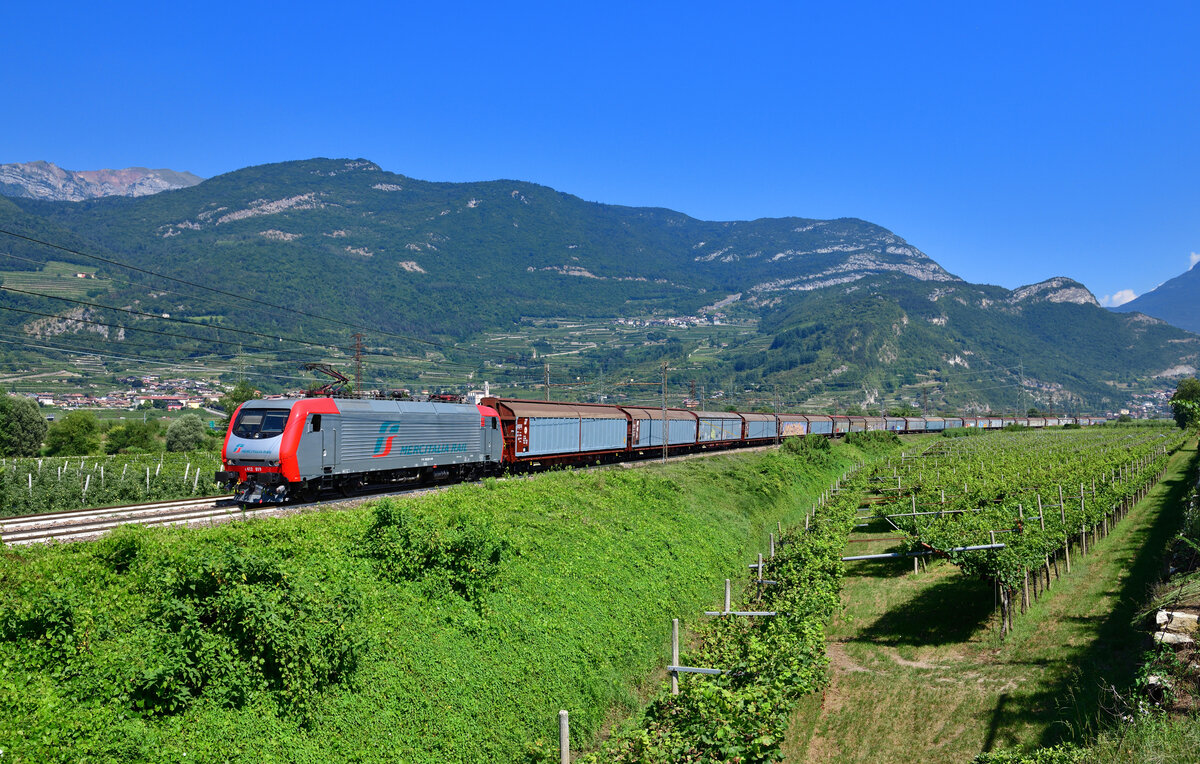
left=725, top=579, right=731, bottom=613
left=671, top=619, right=680, bottom=695
left=155, top=462, right=161, bottom=477
left=193, top=469, right=200, bottom=493
left=184, top=464, right=190, bottom=483
left=1080, top=484, right=1087, bottom=553
left=122, top=464, right=127, bottom=479
left=27, top=473, right=32, bottom=498
left=100, top=465, right=104, bottom=486
left=146, top=467, right=150, bottom=492
left=1037, top=495, right=1045, bottom=532
left=559, top=710, right=569, bottom=764
left=82, top=474, right=89, bottom=501
left=999, top=586, right=1009, bottom=637
left=994, top=577, right=999, bottom=635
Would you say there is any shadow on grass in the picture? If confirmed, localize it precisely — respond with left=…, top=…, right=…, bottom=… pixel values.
left=856, top=572, right=995, bottom=645
left=843, top=558, right=912, bottom=580
left=1033, top=456, right=1197, bottom=747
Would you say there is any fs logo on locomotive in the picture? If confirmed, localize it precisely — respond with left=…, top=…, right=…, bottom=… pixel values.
left=372, top=422, right=468, bottom=458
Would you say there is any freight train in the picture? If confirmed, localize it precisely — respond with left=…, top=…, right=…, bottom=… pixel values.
left=214, top=397, right=1107, bottom=505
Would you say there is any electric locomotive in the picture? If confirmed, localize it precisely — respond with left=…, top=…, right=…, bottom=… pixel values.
left=215, top=398, right=503, bottom=504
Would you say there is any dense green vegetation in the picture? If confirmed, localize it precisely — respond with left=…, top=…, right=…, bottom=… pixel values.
left=0, top=441, right=893, bottom=762
left=1170, top=376, right=1200, bottom=429
left=0, top=399, right=223, bottom=460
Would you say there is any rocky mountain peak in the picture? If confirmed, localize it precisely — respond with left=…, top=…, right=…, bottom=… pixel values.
left=1009, top=277, right=1100, bottom=307
left=0, top=160, right=203, bottom=202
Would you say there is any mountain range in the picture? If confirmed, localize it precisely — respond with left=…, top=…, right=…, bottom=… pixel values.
left=1112, top=264, right=1200, bottom=334
left=0, top=161, right=202, bottom=202
left=0, top=157, right=1194, bottom=414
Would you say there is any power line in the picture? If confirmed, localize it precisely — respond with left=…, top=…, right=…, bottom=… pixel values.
left=0, top=227, right=527, bottom=361
left=0, top=303, right=341, bottom=355
left=0, top=336, right=312, bottom=382
left=0, top=323, right=317, bottom=364
left=1, top=285, right=348, bottom=352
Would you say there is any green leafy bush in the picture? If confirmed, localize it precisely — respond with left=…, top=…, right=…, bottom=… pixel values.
left=131, top=542, right=360, bottom=720
left=362, top=499, right=505, bottom=603
left=782, top=433, right=830, bottom=455
left=165, top=414, right=207, bottom=452
left=973, top=744, right=1084, bottom=763
left=845, top=430, right=900, bottom=449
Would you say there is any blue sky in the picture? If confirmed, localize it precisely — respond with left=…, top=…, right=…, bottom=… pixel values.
left=3, top=1, right=1196, bottom=305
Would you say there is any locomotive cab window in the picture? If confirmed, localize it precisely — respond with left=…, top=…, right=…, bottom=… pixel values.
left=310, top=415, right=322, bottom=432
left=232, top=409, right=291, bottom=439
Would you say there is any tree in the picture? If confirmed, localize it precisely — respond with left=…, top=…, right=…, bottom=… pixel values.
left=0, top=395, right=48, bottom=456
left=104, top=420, right=161, bottom=454
left=44, top=411, right=100, bottom=456
left=166, top=414, right=207, bottom=452
left=1171, top=377, right=1200, bottom=429
left=221, top=380, right=261, bottom=417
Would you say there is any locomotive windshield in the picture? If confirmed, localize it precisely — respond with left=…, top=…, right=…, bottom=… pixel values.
left=231, top=408, right=291, bottom=439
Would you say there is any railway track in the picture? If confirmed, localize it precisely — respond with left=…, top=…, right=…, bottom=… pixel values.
left=2, top=496, right=258, bottom=546
left=1, top=445, right=781, bottom=546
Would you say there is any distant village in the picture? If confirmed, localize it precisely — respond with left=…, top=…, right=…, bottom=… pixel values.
left=19, top=376, right=226, bottom=413
left=613, top=312, right=727, bottom=329
left=1114, top=387, right=1177, bottom=420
